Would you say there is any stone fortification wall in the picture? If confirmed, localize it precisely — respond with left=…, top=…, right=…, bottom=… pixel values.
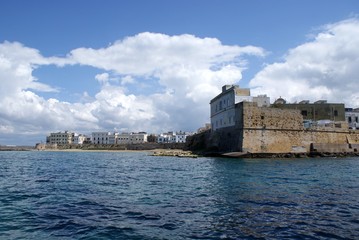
left=311, top=143, right=352, bottom=153
left=186, top=128, right=244, bottom=153
left=240, top=102, right=359, bottom=153
left=208, top=127, right=243, bottom=152
left=240, top=102, right=303, bottom=130
left=242, top=129, right=359, bottom=153
left=188, top=101, right=359, bottom=155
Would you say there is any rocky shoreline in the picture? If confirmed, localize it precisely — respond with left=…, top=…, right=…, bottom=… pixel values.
left=4, top=142, right=359, bottom=159
left=0, top=145, right=34, bottom=151
left=199, top=151, right=359, bottom=158
left=151, top=150, right=198, bottom=158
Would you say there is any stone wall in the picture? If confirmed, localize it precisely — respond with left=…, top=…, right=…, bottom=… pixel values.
left=242, top=128, right=359, bottom=153
left=311, top=143, right=352, bottom=153
left=239, top=102, right=304, bottom=130
left=188, top=101, right=359, bottom=155
left=240, top=102, right=359, bottom=153
left=274, top=102, right=346, bottom=121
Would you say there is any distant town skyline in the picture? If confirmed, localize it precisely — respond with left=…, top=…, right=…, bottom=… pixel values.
left=1, top=0, right=359, bottom=145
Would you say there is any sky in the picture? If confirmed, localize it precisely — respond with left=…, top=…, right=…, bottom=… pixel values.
left=1, top=0, right=359, bottom=145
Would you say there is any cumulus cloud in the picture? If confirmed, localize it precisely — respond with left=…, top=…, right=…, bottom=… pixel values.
left=4, top=21, right=359, bottom=145
left=95, top=72, right=110, bottom=83
left=67, top=32, right=265, bottom=132
left=5, top=20, right=359, bottom=145
left=121, top=75, right=135, bottom=85
left=0, top=33, right=264, bottom=144
left=250, top=18, right=359, bottom=106
left=0, top=41, right=98, bottom=138
left=0, top=41, right=58, bottom=95
left=69, top=32, right=265, bottom=75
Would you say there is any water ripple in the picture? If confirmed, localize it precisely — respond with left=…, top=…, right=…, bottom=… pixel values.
left=0, top=152, right=358, bottom=239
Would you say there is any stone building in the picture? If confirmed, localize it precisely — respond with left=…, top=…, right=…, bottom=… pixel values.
left=46, top=131, right=74, bottom=145
left=272, top=99, right=345, bottom=122
left=236, top=102, right=352, bottom=153
left=197, top=123, right=211, bottom=133
left=210, top=85, right=270, bottom=131
left=202, top=85, right=359, bottom=154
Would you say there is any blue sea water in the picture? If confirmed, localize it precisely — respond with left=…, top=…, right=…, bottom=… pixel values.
left=0, top=151, right=358, bottom=239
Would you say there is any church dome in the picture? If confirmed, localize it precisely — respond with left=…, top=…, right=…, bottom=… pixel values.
left=274, top=97, right=286, bottom=105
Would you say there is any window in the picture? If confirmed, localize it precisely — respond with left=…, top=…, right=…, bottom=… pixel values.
left=334, top=110, right=338, bottom=117
left=301, top=110, right=308, bottom=116
left=356, top=117, right=359, bottom=123
left=348, top=116, right=352, bottom=123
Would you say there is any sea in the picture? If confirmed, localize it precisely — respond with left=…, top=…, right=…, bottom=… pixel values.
left=0, top=151, right=358, bottom=240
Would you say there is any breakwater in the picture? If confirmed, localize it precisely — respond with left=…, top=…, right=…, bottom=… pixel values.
left=186, top=130, right=359, bottom=158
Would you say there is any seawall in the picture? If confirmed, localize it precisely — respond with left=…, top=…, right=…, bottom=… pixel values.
left=186, top=128, right=359, bottom=158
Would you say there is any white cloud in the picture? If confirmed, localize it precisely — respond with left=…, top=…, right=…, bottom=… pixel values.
left=0, top=33, right=264, bottom=144
left=69, top=32, right=265, bottom=76
left=0, top=41, right=98, bottom=138
left=0, top=124, right=14, bottom=134
left=95, top=72, right=110, bottom=83
left=67, top=33, right=264, bottom=132
left=249, top=18, right=359, bottom=106
left=0, top=41, right=61, bottom=96
left=2, top=21, right=359, bottom=144
left=121, top=75, right=135, bottom=85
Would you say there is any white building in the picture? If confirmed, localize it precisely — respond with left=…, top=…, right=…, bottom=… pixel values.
left=175, top=132, right=187, bottom=143
left=46, top=131, right=73, bottom=145
left=109, top=132, right=119, bottom=144
left=129, top=132, right=148, bottom=144
left=117, top=133, right=130, bottom=144
left=345, top=108, right=359, bottom=129
left=210, top=85, right=270, bottom=131
left=157, top=132, right=173, bottom=143
left=116, top=132, right=148, bottom=144
left=72, top=134, right=87, bottom=145
left=157, top=131, right=188, bottom=143
left=92, top=132, right=111, bottom=144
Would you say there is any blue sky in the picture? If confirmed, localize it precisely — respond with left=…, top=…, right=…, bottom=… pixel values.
left=1, top=0, right=359, bottom=145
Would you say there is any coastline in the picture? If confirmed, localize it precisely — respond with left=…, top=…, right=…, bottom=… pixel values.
left=34, top=148, right=153, bottom=153
left=34, top=148, right=199, bottom=157
left=200, top=151, right=359, bottom=158
left=5, top=143, right=358, bottom=158
left=0, top=146, right=34, bottom=151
